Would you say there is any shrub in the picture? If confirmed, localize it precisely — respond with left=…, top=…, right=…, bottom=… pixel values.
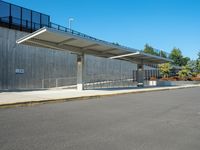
left=191, top=72, right=198, bottom=77
left=177, top=65, right=191, bottom=79
left=158, top=63, right=171, bottom=78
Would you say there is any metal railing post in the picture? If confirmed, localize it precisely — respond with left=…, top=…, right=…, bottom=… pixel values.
left=42, top=79, right=44, bottom=88
left=56, top=79, right=58, bottom=87
left=9, top=16, right=12, bottom=28
left=26, top=20, right=28, bottom=30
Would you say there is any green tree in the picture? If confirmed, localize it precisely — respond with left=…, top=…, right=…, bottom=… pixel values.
left=159, top=63, right=171, bottom=78
left=187, top=60, right=197, bottom=77
left=169, top=48, right=183, bottom=66
left=178, top=65, right=192, bottom=79
left=196, top=51, right=200, bottom=73
left=169, top=48, right=190, bottom=67
left=181, top=57, right=190, bottom=66
left=187, top=60, right=196, bottom=72
left=143, top=44, right=159, bottom=56
left=159, top=50, right=167, bottom=58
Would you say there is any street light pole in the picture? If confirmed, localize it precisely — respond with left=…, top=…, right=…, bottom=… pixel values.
left=68, top=17, right=74, bottom=29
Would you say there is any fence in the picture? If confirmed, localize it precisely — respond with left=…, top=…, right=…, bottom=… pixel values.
left=42, top=77, right=77, bottom=89
left=0, top=69, right=160, bottom=90
left=84, top=69, right=160, bottom=90
left=39, top=69, right=160, bottom=90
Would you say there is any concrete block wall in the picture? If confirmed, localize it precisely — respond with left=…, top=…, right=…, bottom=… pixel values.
left=85, top=55, right=137, bottom=82
left=0, top=27, right=77, bottom=89
left=0, top=27, right=137, bottom=90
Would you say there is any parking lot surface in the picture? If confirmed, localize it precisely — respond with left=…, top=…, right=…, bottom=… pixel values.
left=0, top=87, right=200, bottom=150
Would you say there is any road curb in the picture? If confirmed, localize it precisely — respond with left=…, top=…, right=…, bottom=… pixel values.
left=0, top=85, right=199, bottom=108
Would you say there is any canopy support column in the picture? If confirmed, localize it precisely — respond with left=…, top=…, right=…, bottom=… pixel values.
left=136, top=60, right=144, bottom=87
left=77, top=54, right=85, bottom=91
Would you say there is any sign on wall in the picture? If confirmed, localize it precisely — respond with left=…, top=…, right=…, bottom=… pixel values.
left=15, top=69, right=25, bottom=74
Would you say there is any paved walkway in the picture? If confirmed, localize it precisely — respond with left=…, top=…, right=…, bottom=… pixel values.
left=0, top=84, right=200, bottom=107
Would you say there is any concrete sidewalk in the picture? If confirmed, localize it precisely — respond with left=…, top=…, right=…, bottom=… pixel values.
left=0, top=84, right=200, bottom=107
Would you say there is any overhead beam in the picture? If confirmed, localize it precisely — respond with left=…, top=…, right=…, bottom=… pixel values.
left=22, top=39, right=163, bottom=64
left=101, top=48, right=118, bottom=54
left=110, top=52, right=167, bottom=64
left=28, top=38, right=81, bottom=54
left=109, top=52, right=140, bottom=59
left=57, top=38, right=76, bottom=46
left=140, top=52, right=172, bottom=62
left=131, top=55, right=167, bottom=63
left=16, top=28, right=47, bottom=44
left=82, top=44, right=99, bottom=50
left=25, top=39, right=163, bottom=64
left=22, top=38, right=167, bottom=64
left=28, top=38, right=115, bottom=58
left=116, top=53, right=166, bottom=64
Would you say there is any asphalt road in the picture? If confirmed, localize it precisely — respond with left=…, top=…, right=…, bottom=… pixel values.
left=1, top=87, right=200, bottom=150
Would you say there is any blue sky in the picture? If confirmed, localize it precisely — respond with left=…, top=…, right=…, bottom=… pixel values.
left=6, top=0, right=200, bottom=59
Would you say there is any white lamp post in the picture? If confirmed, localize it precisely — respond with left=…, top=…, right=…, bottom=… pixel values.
left=68, top=17, right=74, bottom=29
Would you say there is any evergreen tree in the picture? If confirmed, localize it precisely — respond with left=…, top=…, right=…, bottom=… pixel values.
left=143, top=44, right=159, bottom=56
left=196, top=51, right=200, bottom=73
left=169, top=48, right=190, bottom=66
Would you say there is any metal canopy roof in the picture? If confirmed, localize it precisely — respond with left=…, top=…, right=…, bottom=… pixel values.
left=16, top=27, right=171, bottom=64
